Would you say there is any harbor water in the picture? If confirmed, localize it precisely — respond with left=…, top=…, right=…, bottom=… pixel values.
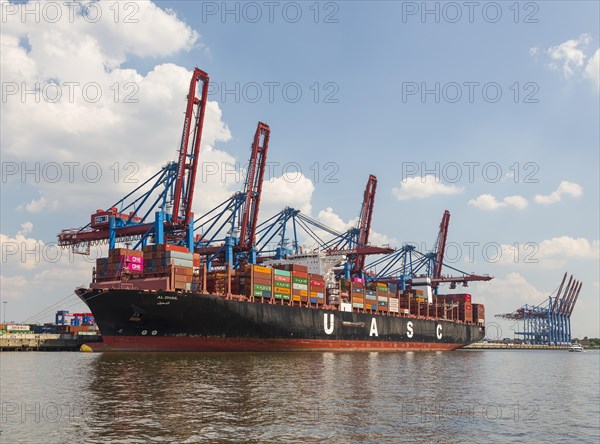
left=1, top=350, right=598, bottom=443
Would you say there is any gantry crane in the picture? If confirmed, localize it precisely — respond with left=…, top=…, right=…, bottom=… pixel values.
left=365, top=210, right=492, bottom=290
left=497, top=273, right=583, bottom=344
left=254, top=174, right=393, bottom=277
left=193, top=122, right=271, bottom=268
left=57, top=68, right=210, bottom=252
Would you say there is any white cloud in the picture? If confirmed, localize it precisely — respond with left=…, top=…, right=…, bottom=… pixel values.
left=534, top=181, right=583, bottom=204
left=0, top=275, right=28, bottom=300
left=17, top=194, right=59, bottom=213
left=468, top=194, right=528, bottom=210
left=392, top=175, right=464, bottom=201
left=1, top=2, right=233, bottom=221
left=538, top=236, right=599, bottom=260
left=318, top=207, right=356, bottom=232
left=584, top=48, right=600, bottom=92
left=261, top=173, right=315, bottom=217
left=546, top=33, right=591, bottom=78
left=534, top=34, right=599, bottom=93
left=317, top=207, right=396, bottom=247
left=17, top=222, right=33, bottom=236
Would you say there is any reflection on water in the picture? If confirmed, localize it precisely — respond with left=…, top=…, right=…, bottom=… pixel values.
left=1, top=351, right=599, bottom=443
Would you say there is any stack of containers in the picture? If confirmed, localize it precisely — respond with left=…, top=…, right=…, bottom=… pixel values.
left=165, top=245, right=194, bottom=291
left=274, top=264, right=309, bottom=302
left=365, top=287, right=377, bottom=311
left=192, top=253, right=202, bottom=292
left=388, top=296, right=399, bottom=313
left=107, top=248, right=144, bottom=276
left=251, top=265, right=273, bottom=299
left=351, top=279, right=365, bottom=309
left=206, top=271, right=229, bottom=294
left=95, top=257, right=109, bottom=279
left=326, top=282, right=340, bottom=305
left=291, top=268, right=308, bottom=302
left=231, top=268, right=246, bottom=295
left=376, top=282, right=388, bottom=312
left=472, top=303, right=485, bottom=324
left=443, top=293, right=472, bottom=321
left=273, top=268, right=291, bottom=301
left=399, top=290, right=410, bottom=314
left=459, top=301, right=473, bottom=322
left=143, top=244, right=194, bottom=289
left=414, top=289, right=425, bottom=303
left=308, top=274, right=326, bottom=304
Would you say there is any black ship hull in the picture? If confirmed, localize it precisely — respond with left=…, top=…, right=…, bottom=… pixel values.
left=78, top=289, right=484, bottom=352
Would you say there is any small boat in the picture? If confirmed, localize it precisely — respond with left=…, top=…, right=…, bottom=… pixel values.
left=569, top=343, right=584, bottom=352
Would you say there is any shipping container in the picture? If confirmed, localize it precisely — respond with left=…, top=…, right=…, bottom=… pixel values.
left=273, top=268, right=291, bottom=277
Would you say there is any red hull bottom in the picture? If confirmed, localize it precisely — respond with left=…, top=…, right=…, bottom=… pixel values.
left=82, top=336, right=464, bottom=352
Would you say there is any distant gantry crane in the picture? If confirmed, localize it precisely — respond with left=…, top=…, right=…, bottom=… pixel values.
left=496, top=273, right=583, bottom=344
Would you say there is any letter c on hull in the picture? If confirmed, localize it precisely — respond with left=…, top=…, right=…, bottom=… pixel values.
left=436, top=324, right=442, bottom=340
left=324, top=313, right=334, bottom=335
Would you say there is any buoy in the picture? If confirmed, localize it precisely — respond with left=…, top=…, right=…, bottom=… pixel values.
left=80, top=344, right=94, bottom=352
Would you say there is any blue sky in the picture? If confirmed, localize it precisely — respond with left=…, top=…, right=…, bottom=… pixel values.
left=1, top=1, right=598, bottom=337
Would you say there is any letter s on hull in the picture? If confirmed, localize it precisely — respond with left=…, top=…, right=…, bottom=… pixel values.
left=324, top=313, right=334, bottom=335
left=407, top=321, right=414, bottom=338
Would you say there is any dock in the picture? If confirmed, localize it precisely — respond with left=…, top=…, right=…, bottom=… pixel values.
left=0, top=334, right=102, bottom=351
left=462, top=342, right=571, bottom=350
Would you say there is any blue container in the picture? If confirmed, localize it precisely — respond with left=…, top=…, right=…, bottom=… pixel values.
left=262, top=291, right=272, bottom=299
left=310, top=297, right=318, bottom=303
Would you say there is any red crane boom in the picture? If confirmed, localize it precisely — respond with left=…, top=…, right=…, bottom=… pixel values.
left=550, top=272, right=568, bottom=313
left=238, top=122, right=270, bottom=250
left=171, top=68, right=210, bottom=225
left=354, top=174, right=378, bottom=273
left=433, top=210, right=450, bottom=279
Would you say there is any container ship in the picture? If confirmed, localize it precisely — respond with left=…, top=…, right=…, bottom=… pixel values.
left=76, top=246, right=485, bottom=352
left=56, top=67, right=487, bottom=352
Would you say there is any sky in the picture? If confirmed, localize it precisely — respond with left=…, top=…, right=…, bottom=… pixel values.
left=1, top=0, right=598, bottom=338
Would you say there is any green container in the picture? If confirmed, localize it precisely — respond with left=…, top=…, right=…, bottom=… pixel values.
left=274, top=281, right=291, bottom=288
left=281, top=294, right=291, bottom=301
left=254, top=284, right=272, bottom=292
left=292, top=277, right=308, bottom=284
left=274, top=269, right=291, bottom=277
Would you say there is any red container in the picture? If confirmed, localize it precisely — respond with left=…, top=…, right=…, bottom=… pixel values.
left=310, top=280, right=325, bottom=287
left=293, top=271, right=308, bottom=278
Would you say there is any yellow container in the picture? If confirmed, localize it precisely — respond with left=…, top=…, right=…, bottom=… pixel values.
left=252, top=265, right=272, bottom=274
